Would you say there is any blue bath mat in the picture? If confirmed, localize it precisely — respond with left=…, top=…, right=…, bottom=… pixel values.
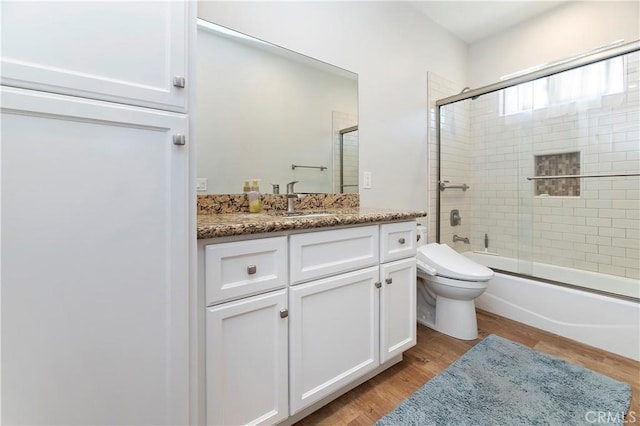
left=377, top=334, right=632, bottom=425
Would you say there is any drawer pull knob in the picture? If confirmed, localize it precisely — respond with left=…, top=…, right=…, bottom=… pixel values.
left=385, top=277, right=393, bottom=285
left=247, top=265, right=257, bottom=275
left=398, top=238, right=406, bottom=244
left=280, top=308, right=288, bottom=319
left=172, top=134, right=186, bottom=146
left=375, top=281, right=382, bottom=288
left=173, top=76, right=186, bottom=88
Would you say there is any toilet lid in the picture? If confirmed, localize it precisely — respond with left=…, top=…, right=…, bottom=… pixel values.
left=417, top=243, right=494, bottom=281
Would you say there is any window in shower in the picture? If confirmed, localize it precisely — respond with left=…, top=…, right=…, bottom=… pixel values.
left=500, top=56, right=625, bottom=116
left=534, top=152, right=580, bottom=196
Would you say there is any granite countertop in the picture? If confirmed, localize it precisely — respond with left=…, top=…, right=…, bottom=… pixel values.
left=197, top=208, right=427, bottom=239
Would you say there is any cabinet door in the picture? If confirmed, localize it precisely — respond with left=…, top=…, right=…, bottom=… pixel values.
left=1, top=87, right=189, bottom=425
left=380, top=258, right=417, bottom=363
left=206, top=290, right=288, bottom=426
left=0, top=1, right=190, bottom=112
left=289, top=267, right=380, bottom=415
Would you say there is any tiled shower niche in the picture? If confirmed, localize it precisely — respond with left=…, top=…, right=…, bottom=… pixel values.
left=534, top=152, right=580, bottom=196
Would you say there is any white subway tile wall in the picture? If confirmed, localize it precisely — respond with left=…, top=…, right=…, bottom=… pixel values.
left=430, top=51, right=639, bottom=281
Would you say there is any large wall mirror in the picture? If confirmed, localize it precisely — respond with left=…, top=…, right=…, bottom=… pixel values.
left=196, top=18, right=359, bottom=195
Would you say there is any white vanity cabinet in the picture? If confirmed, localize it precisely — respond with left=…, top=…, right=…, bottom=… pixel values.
left=202, top=221, right=417, bottom=424
left=0, top=1, right=189, bottom=112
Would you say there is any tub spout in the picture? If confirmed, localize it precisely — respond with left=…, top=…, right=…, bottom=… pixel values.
left=453, top=234, right=470, bottom=244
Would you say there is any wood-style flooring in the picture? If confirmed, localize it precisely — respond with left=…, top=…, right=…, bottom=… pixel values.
left=295, top=309, right=640, bottom=425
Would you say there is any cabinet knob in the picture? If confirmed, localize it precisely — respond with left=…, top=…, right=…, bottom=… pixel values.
left=374, top=281, right=382, bottom=288
left=247, top=265, right=257, bottom=275
left=280, top=308, right=288, bottom=319
left=173, top=76, right=186, bottom=88
left=172, top=134, right=186, bottom=146
left=398, top=238, right=406, bottom=244
left=385, top=277, right=393, bottom=285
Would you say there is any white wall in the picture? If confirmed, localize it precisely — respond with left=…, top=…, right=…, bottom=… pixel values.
left=198, top=1, right=468, bottom=210
left=469, top=1, right=640, bottom=88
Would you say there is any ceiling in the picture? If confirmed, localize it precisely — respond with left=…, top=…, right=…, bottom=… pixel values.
left=409, top=1, right=568, bottom=44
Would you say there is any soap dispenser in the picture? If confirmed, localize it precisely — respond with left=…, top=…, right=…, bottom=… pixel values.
left=248, top=179, right=263, bottom=213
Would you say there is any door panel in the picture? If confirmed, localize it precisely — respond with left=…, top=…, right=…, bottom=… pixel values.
left=289, top=267, right=379, bottom=415
left=380, top=258, right=417, bottom=363
left=1, top=87, right=189, bottom=425
left=206, top=290, right=288, bottom=426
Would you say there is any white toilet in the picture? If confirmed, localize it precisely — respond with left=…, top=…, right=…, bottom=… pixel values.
left=416, top=242, right=494, bottom=340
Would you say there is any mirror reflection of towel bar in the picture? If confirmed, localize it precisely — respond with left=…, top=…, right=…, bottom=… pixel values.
left=291, top=164, right=327, bottom=171
left=527, top=172, right=640, bottom=180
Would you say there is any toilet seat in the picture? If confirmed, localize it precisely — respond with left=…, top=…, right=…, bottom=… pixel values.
left=417, top=243, right=494, bottom=281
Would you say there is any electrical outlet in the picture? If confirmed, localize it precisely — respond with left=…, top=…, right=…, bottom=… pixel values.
left=196, top=178, right=208, bottom=192
left=363, top=171, right=372, bottom=189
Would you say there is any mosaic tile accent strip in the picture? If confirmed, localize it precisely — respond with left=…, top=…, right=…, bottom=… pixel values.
left=534, top=152, right=580, bottom=196
left=197, top=193, right=360, bottom=215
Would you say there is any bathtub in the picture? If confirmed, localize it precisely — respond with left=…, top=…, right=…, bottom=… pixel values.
left=464, top=252, right=640, bottom=361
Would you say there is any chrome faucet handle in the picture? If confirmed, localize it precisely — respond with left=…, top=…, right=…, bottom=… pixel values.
left=286, top=180, right=299, bottom=194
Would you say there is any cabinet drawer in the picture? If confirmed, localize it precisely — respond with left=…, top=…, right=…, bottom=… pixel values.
left=205, top=237, right=287, bottom=305
left=289, top=225, right=379, bottom=285
left=380, top=221, right=417, bottom=263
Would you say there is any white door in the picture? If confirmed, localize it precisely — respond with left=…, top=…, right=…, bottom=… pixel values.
left=1, top=87, right=189, bottom=425
left=289, top=267, right=380, bottom=415
left=380, top=258, right=417, bottom=363
left=0, top=1, right=189, bottom=112
left=206, top=290, right=288, bottom=426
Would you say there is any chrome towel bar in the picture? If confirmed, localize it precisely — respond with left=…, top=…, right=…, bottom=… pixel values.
left=439, top=181, right=469, bottom=191
left=291, top=164, right=327, bottom=171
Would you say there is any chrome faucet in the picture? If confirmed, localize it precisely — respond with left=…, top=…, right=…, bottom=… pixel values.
left=286, top=181, right=299, bottom=214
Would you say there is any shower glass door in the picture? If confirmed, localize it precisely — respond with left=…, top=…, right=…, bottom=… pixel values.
left=436, top=47, right=639, bottom=299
